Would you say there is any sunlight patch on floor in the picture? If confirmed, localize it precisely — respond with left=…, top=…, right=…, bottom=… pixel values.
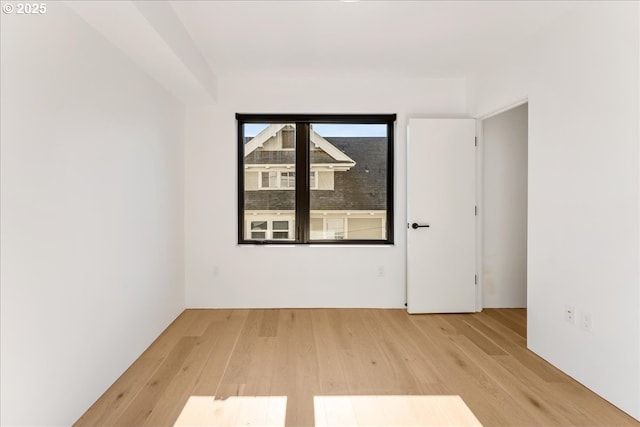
left=173, top=396, right=287, bottom=427
left=314, top=395, right=483, bottom=427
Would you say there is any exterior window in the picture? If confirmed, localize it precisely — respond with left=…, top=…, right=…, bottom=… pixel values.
left=248, top=219, right=293, bottom=240
left=261, top=171, right=277, bottom=188
left=260, top=171, right=295, bottom=189
left=282, top=129, right=295, bottom=149
left=309, top=171, right=317, bottom=189
left=250, top=221, right=267, bottom=240
left=281, top=172, right=295, bottom=188
left=272, top=220, right=290, bottom=239
left=238, top=114, right=395, bottom=244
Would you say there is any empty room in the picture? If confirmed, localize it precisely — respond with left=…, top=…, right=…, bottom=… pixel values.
left=1, top=1, right=638, bottom=426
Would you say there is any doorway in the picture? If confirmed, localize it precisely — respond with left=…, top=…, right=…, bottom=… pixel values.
left=481, top=103, right=528, bottom=308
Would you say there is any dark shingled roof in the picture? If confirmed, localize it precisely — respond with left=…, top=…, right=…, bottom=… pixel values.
left=245, top=190, right=295, bottom=211
left=244, top=137, right=387, bottom=211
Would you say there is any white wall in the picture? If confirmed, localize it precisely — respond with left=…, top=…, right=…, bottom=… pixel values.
left=482, top=103, right=528, bottom=308
left=185, top=76, right=466, bottom=308
left=0, top=4, right=186, bottom=426
left=471, top=3, right=639, bottom=420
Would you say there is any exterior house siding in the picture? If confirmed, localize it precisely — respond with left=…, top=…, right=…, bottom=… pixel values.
left=318, top=171, right=334, bottom=190
left=245, top=171, right=258, bottom=190
left=347, top=217, right=384, bottom=239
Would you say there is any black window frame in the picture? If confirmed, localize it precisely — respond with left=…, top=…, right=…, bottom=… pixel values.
left=237, top=113, right=396, bottom=245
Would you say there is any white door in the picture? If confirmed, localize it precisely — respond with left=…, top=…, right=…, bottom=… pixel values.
left=407, top=119, right=476, bottom=313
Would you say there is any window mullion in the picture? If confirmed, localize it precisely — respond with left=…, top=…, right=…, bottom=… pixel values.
left=295, top=123, right=310, bottom=243
left=386, top=122, right=395, bottom=243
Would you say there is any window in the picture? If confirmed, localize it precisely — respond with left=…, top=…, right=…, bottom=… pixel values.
left=272, top=220, right=290, bottom=239
left=282, top=128, right=295, bottom=149
left=238, top=114, right=395, bottom=244
left=248, top=219, right=293, bottom=240
left=261, top=171, right=277, bottom=188
left=250, top=221, right=267, bottom=240
left=259, top=171, right=295, bottom=189
left=280, top=172, right=295, bottom=188
left=309, top=171, right=317, bottom=189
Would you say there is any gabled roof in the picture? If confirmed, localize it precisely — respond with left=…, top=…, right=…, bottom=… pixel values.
left=244, top=124, right=286, bottom=155
left=244, top=124, right=356, bottom=168
left=310, top=131, right=355, bottom=166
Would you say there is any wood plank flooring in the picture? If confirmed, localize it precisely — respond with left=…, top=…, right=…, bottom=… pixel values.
left=74, top=309, right=639, bottom=427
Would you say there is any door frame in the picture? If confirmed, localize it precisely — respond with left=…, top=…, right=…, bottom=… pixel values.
left=474, top=98, right=529, bottom=312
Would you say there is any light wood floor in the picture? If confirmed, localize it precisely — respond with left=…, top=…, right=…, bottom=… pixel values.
left=74, top=309, right=639, bottom=427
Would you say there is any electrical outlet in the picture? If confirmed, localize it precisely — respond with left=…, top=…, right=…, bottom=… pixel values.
left=564, top=305, right=576, bottom=324
left=580, top=312, right=592, bottom=332
left=377, top=266, right=385, bottom=277
left=213, top=265, right=220, bottom=277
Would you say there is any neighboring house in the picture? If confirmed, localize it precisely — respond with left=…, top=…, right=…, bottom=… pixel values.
left=243, top=124, right=387, bottom=240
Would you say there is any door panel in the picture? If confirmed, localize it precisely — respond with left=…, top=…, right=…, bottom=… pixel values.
left=407, top=119, right=476, bottom=313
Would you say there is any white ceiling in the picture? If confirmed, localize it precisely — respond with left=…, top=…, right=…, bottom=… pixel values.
left=170, top=0, right=579, bottom=79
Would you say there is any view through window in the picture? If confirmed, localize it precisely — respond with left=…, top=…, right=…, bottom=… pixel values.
left=238, top=115, right=395, bottom=244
